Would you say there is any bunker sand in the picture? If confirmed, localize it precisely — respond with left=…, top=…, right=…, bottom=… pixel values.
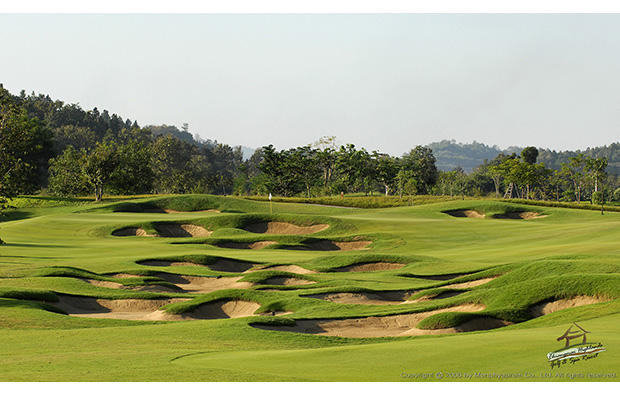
left=112, top=227, right=158, bottom=237
left=51, top=295, right=191, bottom=321
left=218, top=241, right=278, bottom=250
left=264, top=276, right=316, bottom=286
left=177, top=300, right=261, bottom=320
left=51, top=296, right=260, bottom=321
left=245, top=221, right=329, bottom=235
left=112, top=224, right=212, bottom=237
left=288, top=240, right=372, bottom=251
left=154, top=273, right=253, bottom=293
left=255, top=265, right=316, bottom=274
left=253, top=304, right=488, bottom=337
left=444, top=210, right=486, bottom=218
left=157, top=224, right=212, bottom=237
left=530, top=295, right=611, bottom=317
left=82, top=279, right=177, bottom=293
left=302, top=290, right=417, bottom=305
left=494, top=212, right=547, bottom=219
left=441, top=277, right=498, bottom=289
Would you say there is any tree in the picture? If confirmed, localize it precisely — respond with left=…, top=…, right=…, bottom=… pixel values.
left=1, top=85, right=54, bottom=209
left=372, top=152, right=399, bottom=196
left=48, top=146, right=90, bottom=197
left=585, top=156, right=608, bottom=193
left=150, top=135, right=196, bottom=194
left=313, top=136, right=339, bottom=191
left=561, top=154, right=587, bottom=203
left=521, top=146, right=539, bottom=165
left=400, top=146, right=439, bottom=194
left=108, top=140, right=154, bottom=195
left=83, top=142, right=120, bottom=201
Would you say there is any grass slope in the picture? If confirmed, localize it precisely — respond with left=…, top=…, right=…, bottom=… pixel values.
left=0, top=195, right=619, bottom=381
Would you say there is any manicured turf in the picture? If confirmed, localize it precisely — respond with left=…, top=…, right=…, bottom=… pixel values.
left=0, top=195, right=619, bottom=381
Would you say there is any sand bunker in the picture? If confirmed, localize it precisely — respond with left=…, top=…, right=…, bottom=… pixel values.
left=137, top=258, right=257, bottom=272
left=154, top=273, right=253, bottom=293
left=444, top=210, right=486, bottom=218
left=180, top=300, right=261, bottom=319
left=157, top=224, right=212, bottom=237
left=258, top=265, right=316, bottom=274
left=112, top=227, right=158, bottom=237
left=206, top=259, right=258, bottom=273
left=245, top=222, right=329, bottom=235
left=110, top=273, right=145, bottom=278
left=137, top=260, right=202, bottom=268
left=253, top=304, right=487, bottom=337
left=494, top=212, right=546, bottom=220
left=302, top=291, right=417, bottom=305
left=441, top=277, right=498, bottom=289
left=82, top=279, right=176, bottom=293
left=218, top=241, right=278, bottom=250
left=332, top=262, right=406, bottom=272
left=530, top=295, right=611, bottom=317
left=51, top=295, right=190, bottom=321
left=289, top=240, right=372, bottom=251
left=402, top=317, right=512, bottom=336
left=264, top=276, right=316, bottom=286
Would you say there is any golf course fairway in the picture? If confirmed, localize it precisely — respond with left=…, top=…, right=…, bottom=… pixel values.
left=1, top=195, right=619, bottom=382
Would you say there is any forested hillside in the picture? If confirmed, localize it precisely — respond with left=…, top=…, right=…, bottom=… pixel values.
left=428, top=139, right=620, bottom=175
left=2, top=83, right=620, bottom=205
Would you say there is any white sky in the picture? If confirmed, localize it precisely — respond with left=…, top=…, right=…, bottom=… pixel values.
left=2, top=3, right=620, bottom=156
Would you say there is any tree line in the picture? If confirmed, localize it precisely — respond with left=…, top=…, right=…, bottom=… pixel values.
left=1, top=84, right=619, bottom=207
left=0, top=85, right=245, bottom=202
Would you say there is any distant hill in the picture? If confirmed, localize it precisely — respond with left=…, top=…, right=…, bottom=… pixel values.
left=426, top=140, right=620, bottom=174
left=426, top=140, right=520, bottom=172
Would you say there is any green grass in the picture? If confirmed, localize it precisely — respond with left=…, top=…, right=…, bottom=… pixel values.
left=1, top=194, right=620, bottom=381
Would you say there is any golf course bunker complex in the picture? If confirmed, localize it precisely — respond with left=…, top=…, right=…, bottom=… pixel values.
left=156, top=224, right=212, bottom=237
left=529, top=295, right=612, bottom=317
left=244, top=221, right=329, bottom=235
left=264, top=276, right=316, bottom=286
left=302, top=290, right=417, bottom=305
left=332, top=262, right=406, bottom=272
left=252, top=304, right=503, bottom=337
left=441, top=277, right=499, bottom=289
left=493, top=212, right=546, bottom=219
left=154, top=273, right=253, bottom=293
left=258, top=265, right=315, bottom=274
left=180, top=299, right=261, bottom=320
left=112, top=224, right=212, bottom=237
left=137, top=258, right=260, bottom=272
left=51, top=295, right=191, bottom=321
left=81, top=279, right=177, bottom=293
left=289, top=240, right=372, bottom=251
left=112, top=227, right=157, bottom=237
left=444, top=210, right=485, bottom=218
left=218, top=241, right=278, bottom=250
left=51, top=296, right=261, bottom=321
left=136, top=259, right=203, bottom=267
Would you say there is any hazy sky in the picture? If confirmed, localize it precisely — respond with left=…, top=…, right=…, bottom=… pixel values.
left=2, top=12, right=620, bottom=156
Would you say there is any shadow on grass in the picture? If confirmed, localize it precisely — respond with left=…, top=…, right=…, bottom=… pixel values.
left=0, top=210, right=34, bottom=223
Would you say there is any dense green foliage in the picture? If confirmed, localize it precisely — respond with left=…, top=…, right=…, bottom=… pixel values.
left=4, top=85, right=620, bottom=213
